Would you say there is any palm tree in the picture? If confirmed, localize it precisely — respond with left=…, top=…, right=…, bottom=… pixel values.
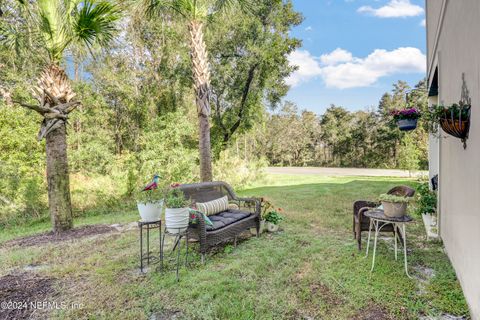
left=1, top=0, right=120, bottom=232
left=142, top=0, right=251, bottom=182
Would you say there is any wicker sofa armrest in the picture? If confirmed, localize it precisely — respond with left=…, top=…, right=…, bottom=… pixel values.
left=236, top=197, right=261, bottom=216
left=190, top=210, right=207, bottom=251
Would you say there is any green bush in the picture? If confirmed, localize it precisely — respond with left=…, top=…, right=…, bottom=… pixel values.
left=22, top=176, right=46, bottom=219
left=416, top=181, right=437, bottom=214
left=214, top=149, right=267, bottom=189
left=137, top=111, right=198, bottom=184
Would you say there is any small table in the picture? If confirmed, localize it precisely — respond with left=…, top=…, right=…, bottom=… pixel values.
left=364, top=209, right=413, bottom=278
left=138, top=220, right=162, bottom=273
left=160, top=227, right=190, bottom=282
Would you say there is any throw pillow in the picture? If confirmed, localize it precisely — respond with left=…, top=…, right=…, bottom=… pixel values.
left=189, top=209, right=213, bottom=226
left=196, top=196, right=229, bottom=216
left=228, top=203, right=240, bottom=210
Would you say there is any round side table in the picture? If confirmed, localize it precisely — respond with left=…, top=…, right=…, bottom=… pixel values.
left=364, top=209, right=414, bottom=278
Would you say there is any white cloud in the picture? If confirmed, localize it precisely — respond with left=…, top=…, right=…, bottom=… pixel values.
left=358, top=0, right=424, bottom=18
left=286, top=47, right=426, bottom=89
left=285, top=50, right=323, bottom=86
left=420, top=19, right=426, bottom=27
left=320, top=48, right=353, bottom=66
left=322, top=47, right=426, bottom=88
left=305, top=26, right=313, bottom=31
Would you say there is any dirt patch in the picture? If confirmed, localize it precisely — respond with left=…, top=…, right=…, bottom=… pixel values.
left=0, top=272, right=55, bottom=320
left=292, top=263, right=344, bottom=307
left=150, top=309, right=183, bottom=320
left=308, top=282, right=344, bottom=307
left=351, top=303, right=395, bottom=320
left=3, top=224, right=117, bottom=248
left=295, top=261, right=312, bottom=281
left=294, top=238, right=312, bottom=247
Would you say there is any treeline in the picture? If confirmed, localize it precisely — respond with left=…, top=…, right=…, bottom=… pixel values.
left=0, top=0, right=301, bottom=225
left=238, top=80, right=429, bottom=170
left=0, top=0, right=427, bottom=227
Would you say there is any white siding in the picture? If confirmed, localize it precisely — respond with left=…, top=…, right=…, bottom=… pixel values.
left=427, top=0, right=480, bottom=318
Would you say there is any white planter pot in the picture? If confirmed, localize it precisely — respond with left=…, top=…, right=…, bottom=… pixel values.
left=137, top=200, right=163, bottom=222
left=382, top=201, right=407, bottom=218
left=250, top=220, right=266, bottom=235
left=266, top=222, right=279, bottom=232
left=165, top=207, right=190, bottom=234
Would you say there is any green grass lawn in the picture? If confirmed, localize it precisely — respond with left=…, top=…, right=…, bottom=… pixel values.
left=0, top=174, right=470, bottom=319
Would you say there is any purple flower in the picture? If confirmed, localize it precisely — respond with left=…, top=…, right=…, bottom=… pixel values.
left=391, top=108, right=421, bottom=120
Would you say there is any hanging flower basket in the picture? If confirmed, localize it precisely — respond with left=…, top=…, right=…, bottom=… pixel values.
left=431, top=104, right=471, bottom=148
left=439, top=106, right=470, bottom=139
left=391, top=108, right=421, bottom=131
left=396, top=119, right=418, bottom=131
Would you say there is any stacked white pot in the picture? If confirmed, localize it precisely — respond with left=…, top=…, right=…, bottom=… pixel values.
left=165, top=207, right=190, bottom=234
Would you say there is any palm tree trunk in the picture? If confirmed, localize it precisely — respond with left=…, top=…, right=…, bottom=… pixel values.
left=34, top=64, right=76, bottom=232
left=46, top=122, right=73, bottom=232
left=189, top=21, right=213, bottom=182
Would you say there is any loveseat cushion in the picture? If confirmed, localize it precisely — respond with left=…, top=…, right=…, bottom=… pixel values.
left=206, top=209, right=251, bottom=231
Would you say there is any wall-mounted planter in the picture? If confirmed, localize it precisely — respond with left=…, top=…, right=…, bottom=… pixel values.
left=439, top=105, right=471, bottom=149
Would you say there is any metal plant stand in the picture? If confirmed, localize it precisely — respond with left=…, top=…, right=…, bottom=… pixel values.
left=364, top=209, right=414, bottom=278
left=138, top=220, right=162, bottom=273
left=160, top=227, right=189, bottom=282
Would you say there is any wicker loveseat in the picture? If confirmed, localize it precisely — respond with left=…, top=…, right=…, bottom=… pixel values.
left=179, top=181, right=261, bottom=263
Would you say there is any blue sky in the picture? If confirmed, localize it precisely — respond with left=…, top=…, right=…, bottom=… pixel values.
left=286, top=0, right=426, bottom=114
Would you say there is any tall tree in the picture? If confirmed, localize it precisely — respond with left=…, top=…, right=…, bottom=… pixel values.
left=320, top=105, right=353, bottom=165
left=1, top=0, right=120, bottom=232
left=141, top=0, right=252, bottom=182
left=209, top=0, right=302, bottom=152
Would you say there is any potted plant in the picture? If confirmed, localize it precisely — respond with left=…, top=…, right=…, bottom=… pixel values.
left=255, top=197, right=273, bottom=235
left=391, top=108, right=421, bottom=131
left=264, top=208, right=284, bottom=232
left=426, top=103, right=471, bottom=148
left=164, top=186, right=190, bottom=234
left=415, top=181, right=438, bottom=239
left=136, top=188, right=164, bottom=222
left=379, top=194, right=410, bottom=218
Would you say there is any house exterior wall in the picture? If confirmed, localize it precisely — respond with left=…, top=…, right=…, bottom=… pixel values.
left=427, top=1, right=480, bottom=318
left=426, top=0, right=443, bottom=70
left=428, top=96, right=439, bottom=186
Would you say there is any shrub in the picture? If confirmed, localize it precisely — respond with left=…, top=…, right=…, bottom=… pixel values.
left=22, top=176, right=46, bottom=219
left=416, top=181, right=437, bottom=214
left=214, top=149, right=267, bottom=189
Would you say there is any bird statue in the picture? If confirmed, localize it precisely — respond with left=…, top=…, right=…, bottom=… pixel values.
left=143, top=174, right=160, bottom=191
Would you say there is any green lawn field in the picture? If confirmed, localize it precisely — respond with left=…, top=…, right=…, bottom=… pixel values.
left=0, top=174, right=469, bottom=319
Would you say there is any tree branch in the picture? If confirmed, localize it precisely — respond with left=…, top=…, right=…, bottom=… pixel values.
left=56, top=101, right=80, bottom=113
left=212, top=89, right=228, bottom=136
left=223, top=63, right=259, bottom=144
left=12, top=100, right=46, bottom=114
